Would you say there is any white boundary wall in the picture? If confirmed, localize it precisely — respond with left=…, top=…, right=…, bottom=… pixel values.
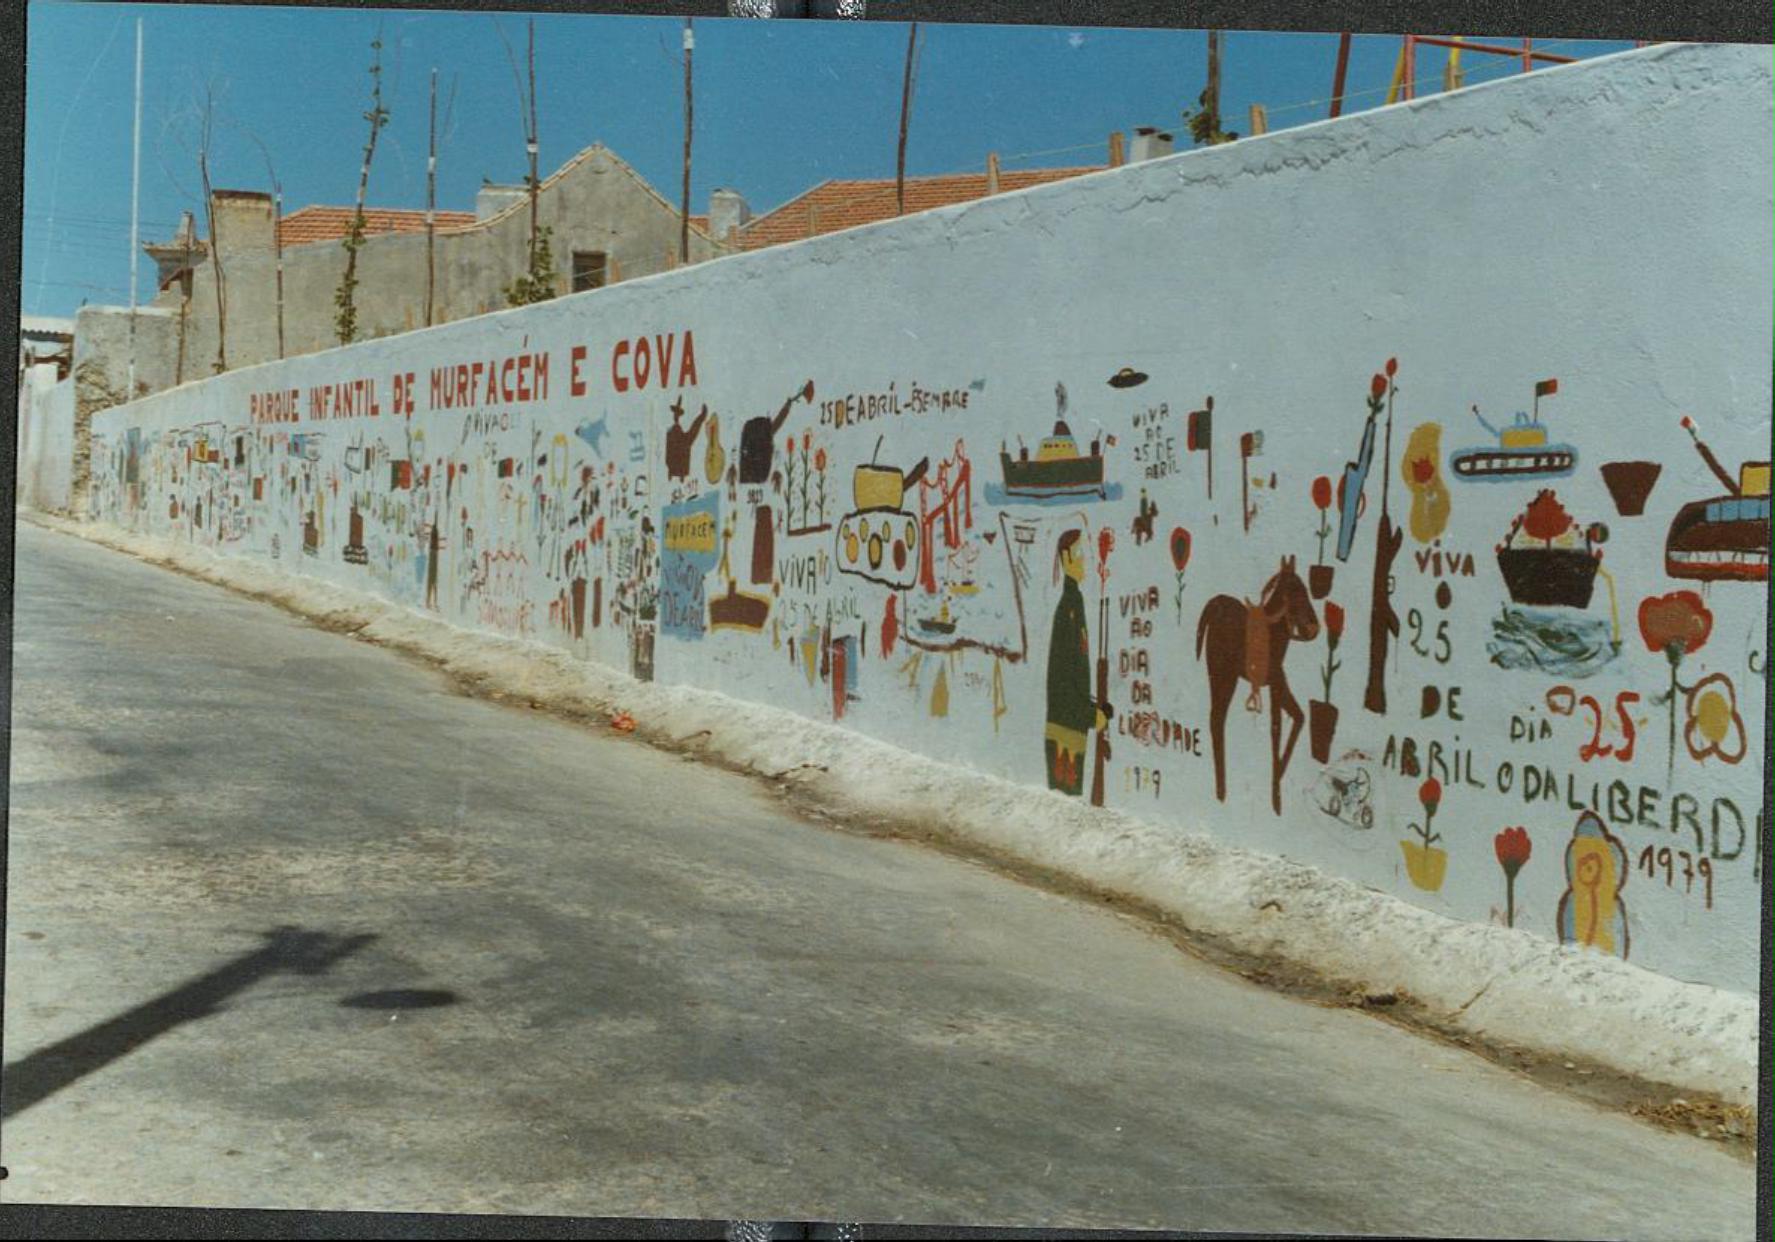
left=16, top=363, right=76, bottom=512
left=91, top=43, right=1771, bottom=998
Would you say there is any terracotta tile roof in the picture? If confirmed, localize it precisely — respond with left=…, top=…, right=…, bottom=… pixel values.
left=278, top=205, right=477, bottom=249
left=733, top=165, right=1105, bottom=251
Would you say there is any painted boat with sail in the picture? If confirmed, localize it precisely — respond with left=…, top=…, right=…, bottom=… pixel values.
left=998, top=382, right=1108, bottom=500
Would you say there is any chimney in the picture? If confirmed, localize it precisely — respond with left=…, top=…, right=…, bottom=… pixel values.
left=209, top=189, right=275, bottom=259
left=985, top=152, right=1001, bottom=196
left=1108, top=131, right=1125, bottom=168
left=1129, top=127, right=1174, bottom=162
left=144, top=211, right=205, bottom=296
left=476, top=183, right=528, bottom=221
left=708, top=188, right=751, bottom=243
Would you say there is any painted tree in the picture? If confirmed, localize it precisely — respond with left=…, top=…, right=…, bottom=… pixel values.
left=1522, top=489, right=1574, bottom=547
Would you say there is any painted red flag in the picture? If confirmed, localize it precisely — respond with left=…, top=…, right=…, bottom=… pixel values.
left=1187, top=407, right=1212, bottom=451
left=1535, top=378, right=1559, bottom=397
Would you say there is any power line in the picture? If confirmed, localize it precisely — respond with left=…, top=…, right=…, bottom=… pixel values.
left=23, top=214, right=182, bottom=233
left=33, top=279, right=130, bottom=294
left=21, top=223, right=180, bottom=244
left=24, top=209, right=181, bottom=226
left=31, top=9, right=131, bottom=312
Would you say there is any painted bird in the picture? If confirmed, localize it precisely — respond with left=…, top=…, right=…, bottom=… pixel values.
left=574, top=414, right=609, bottom=457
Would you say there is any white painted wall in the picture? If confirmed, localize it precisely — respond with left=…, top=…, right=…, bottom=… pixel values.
left=91, top=42, right=1771, bottom=994
left=16, top=363, right=76, bottom=512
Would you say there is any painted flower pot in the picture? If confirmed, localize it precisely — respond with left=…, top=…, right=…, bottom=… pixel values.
left=1308, top=563, right=1335, bottom=599
left=1599, top=461, right=1662, bottom=517
left=752, top=505, right=776, bottom=584
left=1400, top=840, right=1448, bottom=892
left=1309, top=699, right=1339, bottom=764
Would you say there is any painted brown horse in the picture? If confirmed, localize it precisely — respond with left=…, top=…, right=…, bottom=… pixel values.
left=1196, top=555, right=1321, bottom=814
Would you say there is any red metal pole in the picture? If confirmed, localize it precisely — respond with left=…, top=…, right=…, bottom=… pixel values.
left=1405, top=35, right=1575, bottom=63
left=1329, top=31, right=1351, bottom=118
left=1404, top=34, right=1417, bottom=101
left=1522, top=36, right=1533, bottom=74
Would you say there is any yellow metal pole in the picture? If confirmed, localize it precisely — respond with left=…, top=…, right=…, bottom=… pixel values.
left=1385, top=39, right=1407, bottom=104
left=1444, top=36, right=1465, bottom=92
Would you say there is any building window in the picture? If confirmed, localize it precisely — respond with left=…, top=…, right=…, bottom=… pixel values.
left=572, top=251, right=608, bottom=292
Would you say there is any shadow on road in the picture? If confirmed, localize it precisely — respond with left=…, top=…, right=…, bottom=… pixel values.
left=1, top=926, right=377, bottom=1121
left=339, top=989, right=459, bottom=1010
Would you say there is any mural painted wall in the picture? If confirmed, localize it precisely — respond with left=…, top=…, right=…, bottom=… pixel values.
left=89, top=43, right=1771, bottom=994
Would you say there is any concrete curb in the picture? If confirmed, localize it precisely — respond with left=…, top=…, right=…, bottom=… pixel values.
left=25, top=509, right=1760, bottom=1109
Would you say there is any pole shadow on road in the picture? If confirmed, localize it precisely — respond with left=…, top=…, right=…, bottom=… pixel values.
left=0, top=926, right=380, bottom=1121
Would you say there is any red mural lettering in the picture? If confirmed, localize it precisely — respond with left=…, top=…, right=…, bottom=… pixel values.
left=611, top=340, right=630, bottom=393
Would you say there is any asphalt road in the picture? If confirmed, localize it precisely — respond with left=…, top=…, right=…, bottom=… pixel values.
left=1, top=520, right=1758, bottom=1235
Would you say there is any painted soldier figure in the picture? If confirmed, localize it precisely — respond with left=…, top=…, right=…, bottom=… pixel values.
left=1045, top=530, right=1105, bottom=795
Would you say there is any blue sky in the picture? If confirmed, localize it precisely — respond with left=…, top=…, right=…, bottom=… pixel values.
left=21, top=3, right=1637, bottom=319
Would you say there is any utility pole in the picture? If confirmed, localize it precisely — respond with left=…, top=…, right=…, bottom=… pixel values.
left=127, top=17, right=142, bottom=396
left=175, top=216, right=192, bottom=385
left=272, top=185, right=284, bottom=358
left=261, top=152, right=285, bottom=359
left=239, top=126, right=285, bottom=358
left=680, top=19, right=693, bottom=266
left=527, top=17, right=539, bottom=278
left=1206, top=30, right=1222, bottom=140
left=1329, top=32, right=1352, bottom=118
left=895, top=21, right=918, bottom=216
left=426, top=67, right=437, bottom=326
left=199, top=87, right=227, bottom=374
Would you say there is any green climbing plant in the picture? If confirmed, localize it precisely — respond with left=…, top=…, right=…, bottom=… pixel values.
left=1181, top=86, right=1239, bottom=146
left=503, top=222, right=559, bottom=306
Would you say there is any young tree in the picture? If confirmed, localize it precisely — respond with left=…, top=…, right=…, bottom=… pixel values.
left=336, top=28, right=390, bottom=345
left=496, top=16, right=555, bottom=305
